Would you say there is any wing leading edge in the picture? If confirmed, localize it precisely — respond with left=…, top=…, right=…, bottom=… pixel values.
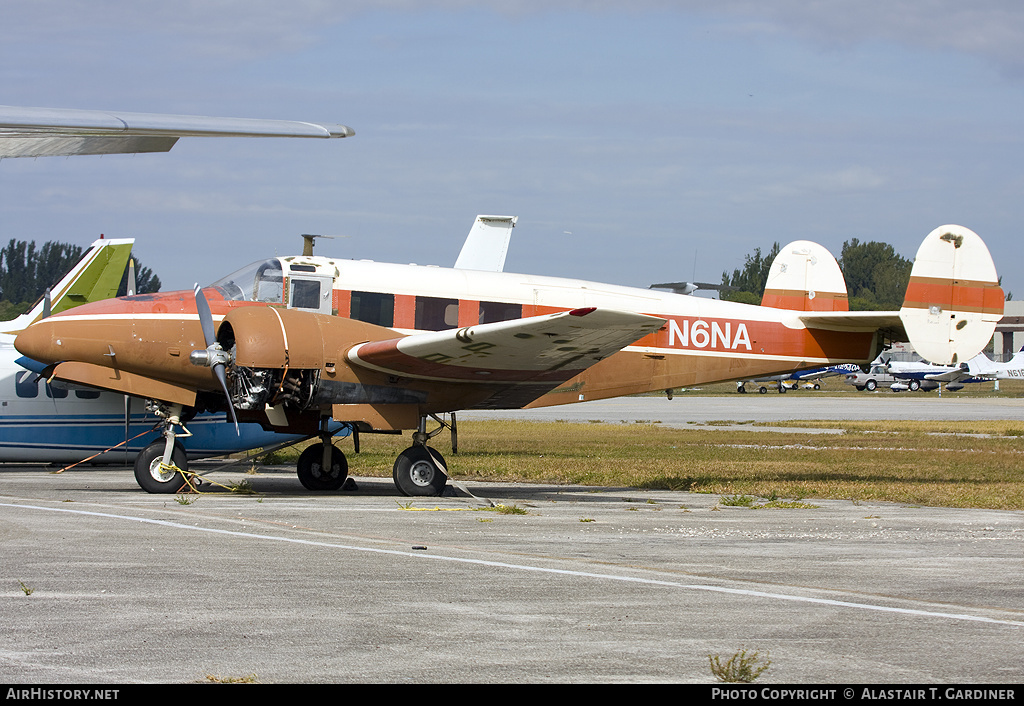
left=0, top=105, right=354, bottom=158
left=348, top=307, right=666, bottom=385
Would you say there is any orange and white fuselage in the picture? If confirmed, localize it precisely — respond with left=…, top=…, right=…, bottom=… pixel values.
left=14, top=225, right=1003, bottom=435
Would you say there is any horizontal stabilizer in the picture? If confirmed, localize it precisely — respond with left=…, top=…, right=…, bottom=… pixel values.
left=348, top=308, right=666, bottom=384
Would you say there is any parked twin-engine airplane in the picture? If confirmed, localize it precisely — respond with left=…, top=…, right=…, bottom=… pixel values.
left=13, top=221, right=1004, bottom=496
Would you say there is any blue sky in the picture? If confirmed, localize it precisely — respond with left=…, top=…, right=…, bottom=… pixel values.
left=2, top=1, right=1022, bottom=296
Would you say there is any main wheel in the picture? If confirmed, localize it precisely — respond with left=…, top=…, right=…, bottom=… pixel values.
left=909, top=380, right=921, bottom=391
left=297, top=443, right=348, bottom=491
left=134, top=440, right=188, bottom=494
left=393, top=446, right=448, bottom=497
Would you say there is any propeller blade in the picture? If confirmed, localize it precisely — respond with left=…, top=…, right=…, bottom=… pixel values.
left=193, top=283, right=217, bottom=348
left=127, top=259, right=137, bottom=296
left=193, top=283, right=239, bottom=434
left=212, top=362, right=239, bottom=434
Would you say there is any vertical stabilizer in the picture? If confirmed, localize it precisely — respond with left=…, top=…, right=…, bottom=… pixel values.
left=0, top=237, right=134, bottom=334
left=761, top=240, right=849, bottom=312
left=454, top=215, right=517, bottom=272
left=900, top=225, right=1003, bottom=365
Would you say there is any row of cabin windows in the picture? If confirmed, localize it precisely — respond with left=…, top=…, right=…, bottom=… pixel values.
left=349, top=292, right=523, bottom=330
left=15, top=371, right=101, bottom=399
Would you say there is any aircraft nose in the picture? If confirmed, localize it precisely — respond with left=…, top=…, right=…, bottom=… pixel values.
left=14, top=321, right=59, bottom=364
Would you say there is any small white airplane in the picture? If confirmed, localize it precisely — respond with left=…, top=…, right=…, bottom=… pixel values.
left=901, top=347, right=1024, bottom=390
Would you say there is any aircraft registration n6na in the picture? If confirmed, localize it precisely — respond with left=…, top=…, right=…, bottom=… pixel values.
left=14, top=219, right=1003, bottom=496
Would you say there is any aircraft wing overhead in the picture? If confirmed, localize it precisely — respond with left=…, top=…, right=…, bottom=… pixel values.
left=0, top=105, right=354, bottom=158
left=348, top=308, right=666, bottom=386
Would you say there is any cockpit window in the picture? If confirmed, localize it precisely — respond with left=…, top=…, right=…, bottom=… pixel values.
left=210, top=259, right=284, bottom=303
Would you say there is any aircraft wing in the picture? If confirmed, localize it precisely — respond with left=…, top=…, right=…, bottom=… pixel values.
left=923, top=366, right=974, bottom=383
left=0, top=105, right=354, bottom=158
left=348, top=307, right=665, bottom=391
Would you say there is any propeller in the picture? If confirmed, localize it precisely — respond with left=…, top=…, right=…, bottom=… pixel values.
left=189, top=284, right=239, bottom=433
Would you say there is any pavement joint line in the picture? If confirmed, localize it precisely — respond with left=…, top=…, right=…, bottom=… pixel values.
left=4, top=500, right=1023, bottom=629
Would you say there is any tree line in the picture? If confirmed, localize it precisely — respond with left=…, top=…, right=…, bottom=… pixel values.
left=720, top=238, right=922, bottom=310
left=0, top=238, right=160, bottom=320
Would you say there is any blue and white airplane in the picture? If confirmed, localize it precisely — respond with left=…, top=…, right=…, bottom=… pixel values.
left=735, top=364, right=862, bottom=393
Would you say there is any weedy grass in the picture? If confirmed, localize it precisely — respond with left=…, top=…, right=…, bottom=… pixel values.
left=264, top=418, right=1024, bottom=510
left=709, top=648, right=772, bottom=683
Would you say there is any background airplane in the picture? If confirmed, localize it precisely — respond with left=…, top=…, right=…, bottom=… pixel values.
left=898, top=347, right=1024, bottom=390
left=735, top=364, right=862, bottom=393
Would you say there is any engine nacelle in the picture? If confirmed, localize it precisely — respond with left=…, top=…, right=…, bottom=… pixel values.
left=216, top=306, right=405, bottom=412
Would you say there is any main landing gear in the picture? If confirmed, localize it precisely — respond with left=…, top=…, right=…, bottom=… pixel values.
left=296, top=417, right=349, bottom=491
left=392, top=414, right=451, bottom=497
left=131, top=404, right=451, bottom=498
left=286, top=413, right=452, bottom=496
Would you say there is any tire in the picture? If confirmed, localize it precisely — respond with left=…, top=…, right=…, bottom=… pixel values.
left=759, top=386, right=767, bottom=394
left=813, top=383, right=820, bottom=390
left=134, top=440, right=188, bottom=494
left=297, top=444, right=348, bottom=491
left=393, top=446, right=448, bottom=497
left=909, top=380, right=920, bottom=392
left=865, top=379, right=877, bottom=391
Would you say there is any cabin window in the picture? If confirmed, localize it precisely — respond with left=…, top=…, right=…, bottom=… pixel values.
left=350, top=291, right=394, bottom=327
left=479, top=301, right=522, bottom=324
left=44, top=382, right=68, bottom=399
left=288, top=275, right=333, bottom=314
left=15, top=371, right=37, bottom=398
left=416, top=297, right=458, bottom=331
left=254, top=261, right=284, bottom=303
left=75, top=389, right=101, bottom=399
left=290, top=279, right=322, bottom=310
